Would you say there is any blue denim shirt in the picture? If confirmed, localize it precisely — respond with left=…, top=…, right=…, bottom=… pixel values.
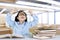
left=6, top=13, right=38, bottom=37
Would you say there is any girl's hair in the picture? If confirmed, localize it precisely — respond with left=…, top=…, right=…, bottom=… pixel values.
left=15, top=10, right=27, bottom=22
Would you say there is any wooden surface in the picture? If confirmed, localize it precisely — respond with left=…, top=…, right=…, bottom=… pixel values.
left=56, top=25, right=60, bottom=35
left=0, top=0, right=15, bottom=3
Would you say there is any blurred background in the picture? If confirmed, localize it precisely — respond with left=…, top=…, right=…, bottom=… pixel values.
left=0, top=0, right=60, bottom=24
left=0, top=0, right=60, bottom=40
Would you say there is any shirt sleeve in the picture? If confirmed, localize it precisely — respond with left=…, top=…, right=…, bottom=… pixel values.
left=29, top=15, right=38, bottom=27
left=5, top=13, right=15, bottom=27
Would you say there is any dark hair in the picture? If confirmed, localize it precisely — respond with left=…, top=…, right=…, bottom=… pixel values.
left=15, top=10, right=27, bottom=22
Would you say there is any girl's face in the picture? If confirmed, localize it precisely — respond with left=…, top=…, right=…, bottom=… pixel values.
left=17, top=12, right=27, bottom=22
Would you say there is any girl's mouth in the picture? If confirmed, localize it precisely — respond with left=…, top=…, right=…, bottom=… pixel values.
left=21, top=17, right=24, bottom=19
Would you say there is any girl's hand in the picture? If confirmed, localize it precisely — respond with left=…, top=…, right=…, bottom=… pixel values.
left=10, top=8, right=17, bottom=14
left=28, top=9, right=33, bottom=16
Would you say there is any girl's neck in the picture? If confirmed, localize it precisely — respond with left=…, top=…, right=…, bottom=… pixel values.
left=19, top=21, right=24, bottom=24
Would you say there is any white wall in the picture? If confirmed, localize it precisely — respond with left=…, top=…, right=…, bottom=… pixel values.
left=55, top=12, right=60, bottom=24
left=37, top=11, right=55, bottom=24
left=49, top=12, right=54, bottom=24
left=42, top=12, right=48, bottom=24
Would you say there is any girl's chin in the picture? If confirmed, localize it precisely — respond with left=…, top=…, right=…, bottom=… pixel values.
left=20, top=20, right=25, bottom=21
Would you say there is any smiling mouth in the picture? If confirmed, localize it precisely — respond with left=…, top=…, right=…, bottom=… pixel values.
left=21, top=17, right=24, bottom=19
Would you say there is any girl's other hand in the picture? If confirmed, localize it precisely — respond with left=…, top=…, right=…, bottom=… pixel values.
left=10, top=8, right=17, bottom=14
left=28, top=9, right=33, bottom=16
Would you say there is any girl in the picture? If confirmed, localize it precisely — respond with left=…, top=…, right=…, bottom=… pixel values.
left=6, top=10, right=38, bottom=38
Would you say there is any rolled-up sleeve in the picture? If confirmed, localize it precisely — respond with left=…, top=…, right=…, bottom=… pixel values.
left=6, top=13, right=15, bottom=27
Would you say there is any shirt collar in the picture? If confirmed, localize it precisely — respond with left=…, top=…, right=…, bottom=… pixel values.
left=17, top=22, right=26, bottom=25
